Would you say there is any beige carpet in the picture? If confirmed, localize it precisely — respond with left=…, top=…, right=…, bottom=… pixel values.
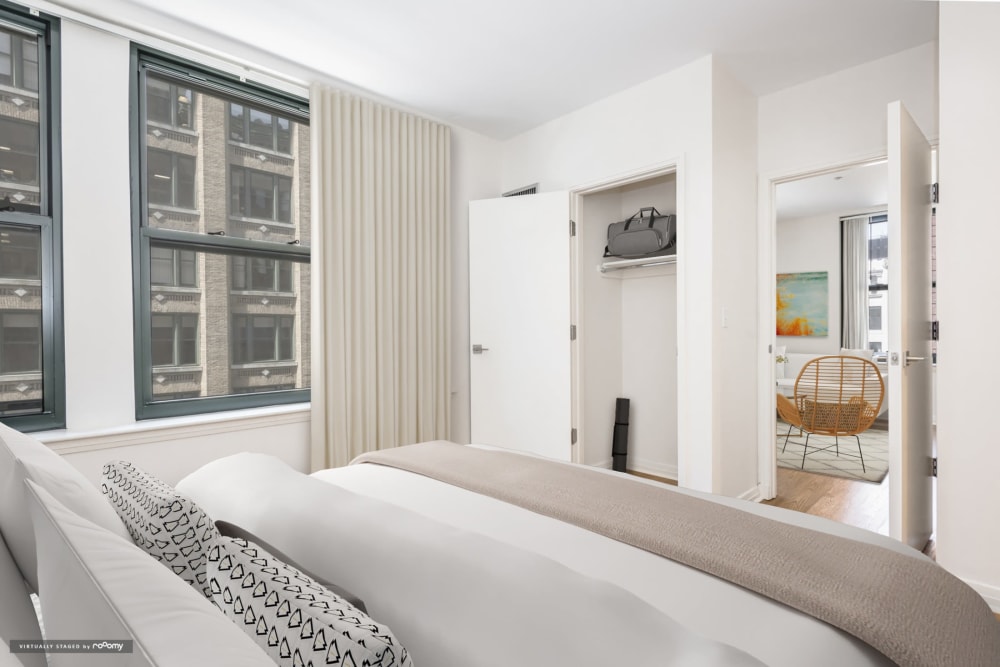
left=777, top=420, right=889, bottom=484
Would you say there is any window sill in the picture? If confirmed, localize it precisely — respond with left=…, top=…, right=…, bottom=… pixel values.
left=35, top=402, right=310, bottom=455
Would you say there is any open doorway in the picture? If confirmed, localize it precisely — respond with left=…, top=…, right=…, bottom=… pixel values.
left=765, top=161, right=893, bottom=535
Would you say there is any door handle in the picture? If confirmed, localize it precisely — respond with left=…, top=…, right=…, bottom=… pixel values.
left=905, top=350, right=926, bottom=366
left=472, top=344, right=489, bottom=355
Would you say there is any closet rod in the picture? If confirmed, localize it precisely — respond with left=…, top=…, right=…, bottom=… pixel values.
left=598, top=254, right=677, bottom=273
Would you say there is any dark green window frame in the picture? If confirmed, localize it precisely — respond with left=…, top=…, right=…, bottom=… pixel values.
left=0, top=4, right=62, bottom=432
left=131, top=47, right=309, bottom=420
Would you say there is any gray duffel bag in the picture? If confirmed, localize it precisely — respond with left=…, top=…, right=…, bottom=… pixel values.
left=604, top=207, right=676, bottom=258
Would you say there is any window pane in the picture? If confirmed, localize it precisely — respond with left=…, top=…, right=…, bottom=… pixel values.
left=229, top=104, right=245, bottom=142
left=248, top=109, right=272, bottom=148
left=142, top=78, right=310, bottom=245
left=0, top=118, right=41, bottom=211
left=150, top=246, right=175, bottom=285
left=0, top=225, right=43, bottom=413
left=21, top=37, right=37, bottom=93
left=148, top=247, right=310, bottom=401
left=0, top=33, right=11, bottom=87
left=179, top=250, right=197, bottom=287
left=276, top=117, right=291, bottom=153
left=150, top=314, right=174, bottom=366
left=277, top=177, right=292, bottom=223
left=0, top=226, right=40, bottom=279
left=176, top=154, right=196, bottom=208
left=147, top=78, right=172, bottom=125
left=249, top=171, right=274, bottom=219
left=147, top=149, right=173, bottom=206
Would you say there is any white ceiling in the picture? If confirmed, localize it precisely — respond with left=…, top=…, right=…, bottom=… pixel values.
left=110, top=0, right=938, bottom=139
left=776, top=161, right=888, bottom=221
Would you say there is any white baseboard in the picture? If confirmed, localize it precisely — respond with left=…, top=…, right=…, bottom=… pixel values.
left=628, top=458, right=678, bottom=481
left=591, top=458, right=613, bottom=469
left=739, top=485, right=763, bottom=503
left=963, top=577, right=1000, bottom=613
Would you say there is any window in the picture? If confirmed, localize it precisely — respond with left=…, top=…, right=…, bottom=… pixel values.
left=133, top=50, right=309, bottom=419
left=231, top=315, right=294, bottom=364
left=0, top=7, right=62, bottom=430
left=150, top=246, right=197, bottom=287
left=866, top=214, right=889, bottom=355
left=146, top=78, right=193, bottom=129
left=151, top=314, right=198, bottom=366
left=0, top=28, right=38, bottom=91
left=230, top=166, right=292, bottom=222
left=869, top=305, right=882, bottom=332
left=147, top=149, right=195, bottom=209
left=228, top=103, right=292, bottom=153
left=231, top=256, right=292, bottom=292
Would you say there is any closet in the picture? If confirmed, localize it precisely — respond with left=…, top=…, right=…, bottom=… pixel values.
left=574, top=172, right=678, bottom=478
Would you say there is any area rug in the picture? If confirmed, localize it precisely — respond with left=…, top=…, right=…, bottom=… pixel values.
left=776, top=420, right=889, bottom=483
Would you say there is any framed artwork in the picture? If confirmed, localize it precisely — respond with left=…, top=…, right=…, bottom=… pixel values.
left=776, top=271, right=828, bottom=337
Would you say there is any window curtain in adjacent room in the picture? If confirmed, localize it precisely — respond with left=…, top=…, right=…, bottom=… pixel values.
left=841, top=215, right=869, bottom=350
left=310, top=86, right=451, bottom=470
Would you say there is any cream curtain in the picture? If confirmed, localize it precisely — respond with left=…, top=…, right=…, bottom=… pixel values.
left=841, top=215, right=869, bottom=350
left=310, top=86, right=451, bottom=470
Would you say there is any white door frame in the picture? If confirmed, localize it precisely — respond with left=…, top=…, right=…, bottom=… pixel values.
left=755, top=152, right=888, bottom=500
left=569, top=157, right=685, bottom=468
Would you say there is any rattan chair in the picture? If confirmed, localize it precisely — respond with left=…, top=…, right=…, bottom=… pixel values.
left=776, top=355, right=885, bottom=471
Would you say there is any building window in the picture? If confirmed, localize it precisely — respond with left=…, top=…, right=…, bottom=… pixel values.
left=230, top=166, right=292, bottom=222
left=133, top=50, right=310, bottom=419
left=232, top=315, right=294, bottom=363
left=867, top=214, right=889, bottom=356
left=228, top=103, right=292, bottom=153
left=0, top=7, right=62, bottom=431
left=147, top=149, right=196, bottom=209
left=146, top=78, right=193, bottom=129
left=150, top=246, right=197, bottom=287
left=231, top=256, right=292, bottom=292
left=0, top=28, right=38, bottom=92
left=869, top=305, right=882, bottom=332
left=151, top=314, right=198, bottom=366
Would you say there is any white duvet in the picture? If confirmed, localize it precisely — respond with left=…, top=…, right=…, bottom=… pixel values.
left=177, top=449, right=911, bottom=666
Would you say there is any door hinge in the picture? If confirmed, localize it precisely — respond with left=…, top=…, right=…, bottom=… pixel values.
left=931, top=457, right=938, bottom=477
left=931, top=182, right=939, bottom=204
left=569, top=219, right=576, bottom=237
left=570, top=324, right=577, bottom=341
left=931, top=321, right=939, bottom=341
left=571, top=428, right=578, bottom=445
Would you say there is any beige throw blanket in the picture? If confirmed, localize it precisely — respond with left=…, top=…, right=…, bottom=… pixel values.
left=354, top=442, right=1000, bottom=667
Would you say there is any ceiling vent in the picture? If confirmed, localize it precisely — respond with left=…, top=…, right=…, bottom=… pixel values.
left=501, top=183, right=538, bottom=197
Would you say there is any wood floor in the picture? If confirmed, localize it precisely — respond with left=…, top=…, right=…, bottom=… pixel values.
left=762, top=466, right=937, bottom=559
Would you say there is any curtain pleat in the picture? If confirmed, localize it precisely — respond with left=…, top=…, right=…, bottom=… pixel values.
left=841, top=215, right=869, bottom=350
left=310, top=86, right=451, bottom=470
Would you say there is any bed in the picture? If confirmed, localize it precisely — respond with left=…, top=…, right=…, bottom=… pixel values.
left=176, top=441, right=1000, bottom=667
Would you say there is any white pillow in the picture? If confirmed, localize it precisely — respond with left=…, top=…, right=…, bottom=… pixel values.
left=0, top=531, right=45, bottom=667
left=0, top=422, right=130, bottom=592
left=840, top=347, right=873, bottom=360
left=208, top=536, right=413, bottom=667
left=101, top=461, right=220, bottom=598
left=25, top=480, right=274, bottom=667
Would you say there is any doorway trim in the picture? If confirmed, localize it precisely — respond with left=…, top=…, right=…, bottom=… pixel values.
left=756, top=151, right=889, bottom=500
left=568, top=157, right=685, bottom=469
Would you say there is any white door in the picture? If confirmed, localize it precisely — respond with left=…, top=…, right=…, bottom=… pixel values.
left=887, top=100, right=934, bottom=549
left=468, top=192, right=572, bottom=460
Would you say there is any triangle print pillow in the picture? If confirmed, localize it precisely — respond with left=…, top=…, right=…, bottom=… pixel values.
left=102, top=460, right=220, bottom=598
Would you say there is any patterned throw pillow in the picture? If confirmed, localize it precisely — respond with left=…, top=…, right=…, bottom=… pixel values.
left=208, top=536, right=413, bottom=667
left=101, top=461, right=220, bottom=598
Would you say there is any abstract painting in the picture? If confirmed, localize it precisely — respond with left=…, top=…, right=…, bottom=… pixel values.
left=776, top=271, right=828, bottom=336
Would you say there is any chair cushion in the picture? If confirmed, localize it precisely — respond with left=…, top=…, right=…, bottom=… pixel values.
left=26, top=480, right=273, bottom=667
left=0, top=530, right=45, bottom=667
left=208, top=536, right=412, bottom=667
left=0, top=422, right=130, bottom=592
left=101, top=461, right=220, bottom=598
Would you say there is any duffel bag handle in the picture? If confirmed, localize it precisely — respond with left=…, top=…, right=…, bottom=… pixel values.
left=624, top=206, right=660, bottom=230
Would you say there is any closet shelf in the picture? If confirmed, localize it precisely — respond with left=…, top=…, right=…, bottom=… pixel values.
left=598, top=254, right=677, bottom=274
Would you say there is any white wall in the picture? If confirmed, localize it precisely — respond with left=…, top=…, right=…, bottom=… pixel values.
left=499, top=56, right=760, bottom=497
left=775, top=213, right=841, bottom=355
left=759, top=42, right=938, bottom=176
left=937, top=2, right=1000, bottom=611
